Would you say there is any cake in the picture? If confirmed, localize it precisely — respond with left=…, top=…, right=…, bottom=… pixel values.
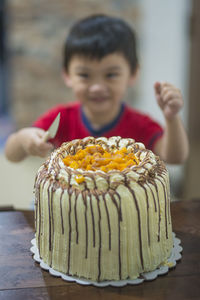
left=34, top=136, right=173, bottom=282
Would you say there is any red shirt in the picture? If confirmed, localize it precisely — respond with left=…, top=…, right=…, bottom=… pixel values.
left=33, top=101, right=163, bottom=150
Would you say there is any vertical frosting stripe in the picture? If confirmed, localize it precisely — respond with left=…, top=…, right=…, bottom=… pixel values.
left=127, top=187, right=144, bottom=270
left=139, top=183, right=150, bottom=247
left=74, top=191, right=79, bottom=244
left=38, top=184, right=41, bottom=255
left=67, top=190, right=72, bottom=274
left=89, top=193, right=96, bottom=248
left=82, top=191, right=88, bottom=259
left=96, top=193, right=102, bottom=281
left=60, top=189, right=64, bottom=235
left=157, top=177, right=168, bottom=240
left=50, top=186, right=55, bottom=267
left=47, top=185, right=52, bottom=253
left=103, top=193, right=111, bottom=251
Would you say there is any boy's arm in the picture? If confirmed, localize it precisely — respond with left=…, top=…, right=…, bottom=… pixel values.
left=5, top=127, right=53, bottom=162
left=153, top=82, right=189, bottom=164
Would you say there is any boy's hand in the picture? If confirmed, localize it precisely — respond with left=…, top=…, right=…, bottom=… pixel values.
left=19, top=127, right=53, bottom=157
left=154, top=82, right=183, bottom=120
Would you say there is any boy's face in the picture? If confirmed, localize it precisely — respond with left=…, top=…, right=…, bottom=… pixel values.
left=63, top=53, right=137, bottom=116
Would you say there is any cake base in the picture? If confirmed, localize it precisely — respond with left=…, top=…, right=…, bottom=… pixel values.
left=31, top=232, right=182, bottom=287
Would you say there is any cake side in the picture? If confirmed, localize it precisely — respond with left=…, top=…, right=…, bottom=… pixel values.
left=34, top=136, right=173, bottom=281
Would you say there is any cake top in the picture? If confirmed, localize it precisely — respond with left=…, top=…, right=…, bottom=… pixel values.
left=63, top=145, right=139, bottom=171
left=36, top=136, right=166, bottom=192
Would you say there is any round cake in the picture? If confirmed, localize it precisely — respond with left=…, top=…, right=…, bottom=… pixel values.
left=34, top=136, right=173, bottom=282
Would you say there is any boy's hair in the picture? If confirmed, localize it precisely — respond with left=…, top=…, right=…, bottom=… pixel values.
left=63, top=14, right=138, bottom=74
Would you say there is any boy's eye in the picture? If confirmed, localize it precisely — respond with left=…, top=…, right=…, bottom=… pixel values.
left=106, top=73, right=119, bottom=78
left=78, top=73, right=89, bottom=78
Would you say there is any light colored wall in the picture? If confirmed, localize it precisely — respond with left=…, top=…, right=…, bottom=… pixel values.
left=138, top=0, right=190, bottom=123
left=137, top=0, right=190, bottom=197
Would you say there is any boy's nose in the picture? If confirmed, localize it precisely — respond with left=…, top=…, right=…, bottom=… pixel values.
left=89, top=83, right=107, bottom=94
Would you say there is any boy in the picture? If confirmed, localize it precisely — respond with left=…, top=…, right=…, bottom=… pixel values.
left=5, top=14, right=189, bottom=163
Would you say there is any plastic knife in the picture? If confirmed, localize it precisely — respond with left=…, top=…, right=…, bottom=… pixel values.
left=43, top=112, right=60, bottom=142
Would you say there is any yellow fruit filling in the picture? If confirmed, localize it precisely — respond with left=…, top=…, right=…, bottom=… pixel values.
left=63, top=145, right=139, bottom=183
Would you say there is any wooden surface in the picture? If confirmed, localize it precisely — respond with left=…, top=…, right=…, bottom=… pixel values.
left=0, top=200, right=200, bottom=300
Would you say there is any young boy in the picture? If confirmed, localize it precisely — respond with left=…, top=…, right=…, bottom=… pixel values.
left=5, top=14, right=189, bottom=164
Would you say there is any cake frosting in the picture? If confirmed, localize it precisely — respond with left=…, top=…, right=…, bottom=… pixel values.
left=34, top=136, right=173, bottom=281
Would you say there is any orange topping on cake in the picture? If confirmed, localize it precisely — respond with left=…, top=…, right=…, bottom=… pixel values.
left=63, top=145, right=139, bottom=173
left=75, top=174, right=85, bottom=184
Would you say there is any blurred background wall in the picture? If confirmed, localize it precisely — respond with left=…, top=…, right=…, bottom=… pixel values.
left=0, top=0, right=198, bottom=209
left=7, top=0, right=141, bottom=129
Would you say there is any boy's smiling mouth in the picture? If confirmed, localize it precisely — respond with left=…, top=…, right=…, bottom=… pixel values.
left=89, top=96, right=109, bottom=103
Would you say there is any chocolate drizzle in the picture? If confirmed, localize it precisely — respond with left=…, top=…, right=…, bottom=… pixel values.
left=157, top=176, right=168, bottom=239
left=94, top=192, right=102, bottom=281
left=155, top=182, right=161, bottom=242
left=60, top=190, right=64, bottom=235
left=37, top=184, right=41, bottom=254
left=147, top=180, right=157, bottom=212
left=47, top=185, right=52, bottom=252
left=139, top=183, right=150, bottom=247
left=127, top=186, right=144, bottom=270
left=50, top=186, right=55, bottom=267
left=74, top=190, right=79, bottom=244
left=82, top=190, right=88, bottom=259
left=146, top=180, right=161, bottom=242
left=67, top=188, right=72, bottom=274
left=109, top=190, right=122, bottom=279
left=89, top=193, right=96, bottom=248
left=167, top=178, right=171, bottom=225
left=103, top=193, right=111, bottom=251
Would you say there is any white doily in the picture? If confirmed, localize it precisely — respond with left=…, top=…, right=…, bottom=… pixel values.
left=31, top=232, right=182, bottom=287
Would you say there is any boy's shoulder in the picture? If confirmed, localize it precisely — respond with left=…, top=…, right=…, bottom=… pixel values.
left=125, top=105, right=153, bottom=122
left=33, top=101, right=81, bottom=128
left=123, top=104, right=163, bottom=131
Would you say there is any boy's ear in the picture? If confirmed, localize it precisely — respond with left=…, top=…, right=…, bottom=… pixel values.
left=62, top=72, right=72, bottom=87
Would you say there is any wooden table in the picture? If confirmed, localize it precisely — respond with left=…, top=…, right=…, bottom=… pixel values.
left=0, top=200, right=200, bottom=300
